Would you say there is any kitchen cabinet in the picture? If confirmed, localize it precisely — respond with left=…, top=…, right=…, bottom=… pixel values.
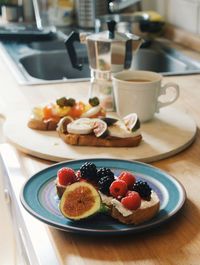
left=0, top=144, right=60, bottom=265
left=0, top=118, right=15, bottom=265
left=0, top=165, right=15, bottom=264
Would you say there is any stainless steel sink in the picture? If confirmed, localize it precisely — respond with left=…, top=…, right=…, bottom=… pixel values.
left=20, top=51, right=90, bottom=80
left=28, top=40, right=66, bottom=51
left=132, top=42, right=200, bottom=75
left=1, top=38, right=200, bottom=85
left=0, top=39, right=90, bottom=85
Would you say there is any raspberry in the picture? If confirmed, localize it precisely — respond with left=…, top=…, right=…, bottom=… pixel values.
left=109, top=180, right=128, bottom=198
left=118, top=171, right=136, bottom=189
left=57, top=167, right=77, bottom=186
left=80, top=162, right=98, bottom=182
left=121, top=191, right=141, bottom=210
left=132, top=181, right=152, bottom=200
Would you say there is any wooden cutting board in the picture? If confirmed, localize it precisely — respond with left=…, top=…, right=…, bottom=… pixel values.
left=3, top=106, right=197, bottom=163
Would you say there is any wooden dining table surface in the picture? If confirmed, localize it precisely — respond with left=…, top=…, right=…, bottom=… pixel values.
left=0, top=40, right=200, bottom=265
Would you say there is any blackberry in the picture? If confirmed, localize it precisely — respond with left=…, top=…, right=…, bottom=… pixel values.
left=80, top=162, right=97, bottom=181
left=97, top=167, right=114, bottom=181
left=132, top=181, right=152, bottom=200
left=98, top=175, right=115, bottom=195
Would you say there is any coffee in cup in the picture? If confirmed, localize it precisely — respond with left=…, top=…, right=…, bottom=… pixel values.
left=112, top=70, right=180, bottom=122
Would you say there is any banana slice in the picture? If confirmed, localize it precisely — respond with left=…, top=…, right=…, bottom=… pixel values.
left=67, top=118, right=95, bottom=134
left=81, top=105, right=101, bottom=118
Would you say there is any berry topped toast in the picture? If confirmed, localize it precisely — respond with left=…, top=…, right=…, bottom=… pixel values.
left=56, top=162, right=160, bottom=225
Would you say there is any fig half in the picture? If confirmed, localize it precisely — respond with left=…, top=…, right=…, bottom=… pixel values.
left=59, top=182, right=102, bottom=221
left=93, top=119, right=108, bottom=138
left=123, top=113, right=141, bottom=132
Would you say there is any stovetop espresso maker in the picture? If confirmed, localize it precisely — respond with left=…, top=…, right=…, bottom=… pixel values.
left=65, top=21, right=143, bottom=111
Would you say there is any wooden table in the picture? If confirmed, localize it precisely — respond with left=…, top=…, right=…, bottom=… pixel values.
left=0, top=42, right=200, bottom=265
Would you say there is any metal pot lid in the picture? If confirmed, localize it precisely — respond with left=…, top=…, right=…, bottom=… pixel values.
left=87, top=20, right=141, bottom=42
left=95, top=13, right=150, bottom=25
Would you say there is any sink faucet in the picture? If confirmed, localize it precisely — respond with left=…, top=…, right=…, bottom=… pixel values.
left=32, top=0, right=43, bottom=29
left=20, top=0, right=43, bottom=29
left=109, top=0, right=141, bottom=13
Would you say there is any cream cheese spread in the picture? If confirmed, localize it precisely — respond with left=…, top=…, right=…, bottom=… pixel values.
left=99, top=192, right=113, bottom=206
left=108, top=121, right=141, bottom=138
left=100, top=191, right=159, bottom=217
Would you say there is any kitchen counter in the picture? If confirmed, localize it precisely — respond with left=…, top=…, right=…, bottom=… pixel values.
left=1, top=38, right=200, bottom=265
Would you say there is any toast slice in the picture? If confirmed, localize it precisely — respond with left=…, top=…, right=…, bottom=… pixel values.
left=28, top=118, right=58, bottom=131
left=58, top=132, right=142, bottom=147
left=109, top=192, right=160, bottom=224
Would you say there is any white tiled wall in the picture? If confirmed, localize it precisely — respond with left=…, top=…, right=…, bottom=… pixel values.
left=167, top=0, right=199, bottom=33
left=142, top=0, right=200, bottom=34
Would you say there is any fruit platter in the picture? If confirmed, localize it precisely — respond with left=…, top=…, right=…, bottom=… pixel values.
left=20, top=158, right=186, bottom=235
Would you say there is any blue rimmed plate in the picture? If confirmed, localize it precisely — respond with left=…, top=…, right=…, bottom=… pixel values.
left=20, top=159, right=186, bottom=235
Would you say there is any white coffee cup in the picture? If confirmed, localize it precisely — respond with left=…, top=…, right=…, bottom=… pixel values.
left=112, top=70, right=180, bottom=122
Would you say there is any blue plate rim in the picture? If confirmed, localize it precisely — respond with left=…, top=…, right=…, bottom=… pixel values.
left=20, top=158, right=186, bottom=235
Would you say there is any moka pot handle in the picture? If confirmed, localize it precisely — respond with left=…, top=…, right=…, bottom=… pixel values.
left=64, top=31, right=83, bottom=71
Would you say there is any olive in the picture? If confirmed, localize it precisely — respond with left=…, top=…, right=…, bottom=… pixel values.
left=56, top=97, right=68, bottom=107
left=56, top=97, right=75, bottom=107
left=89, top=97, right=100, bottom=107
left=66, top=98, right=76, bottom=107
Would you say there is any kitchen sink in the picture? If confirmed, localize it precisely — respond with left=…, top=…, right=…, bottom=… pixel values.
left=132, top=42, right=200, bottom=75
left=28, top=40, right=66, bottom=51
left=1, top=37, right=200, bottom=85
left=0, top=39, right=90, bottom=84
left=20, top=51, right=89, bottom=81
